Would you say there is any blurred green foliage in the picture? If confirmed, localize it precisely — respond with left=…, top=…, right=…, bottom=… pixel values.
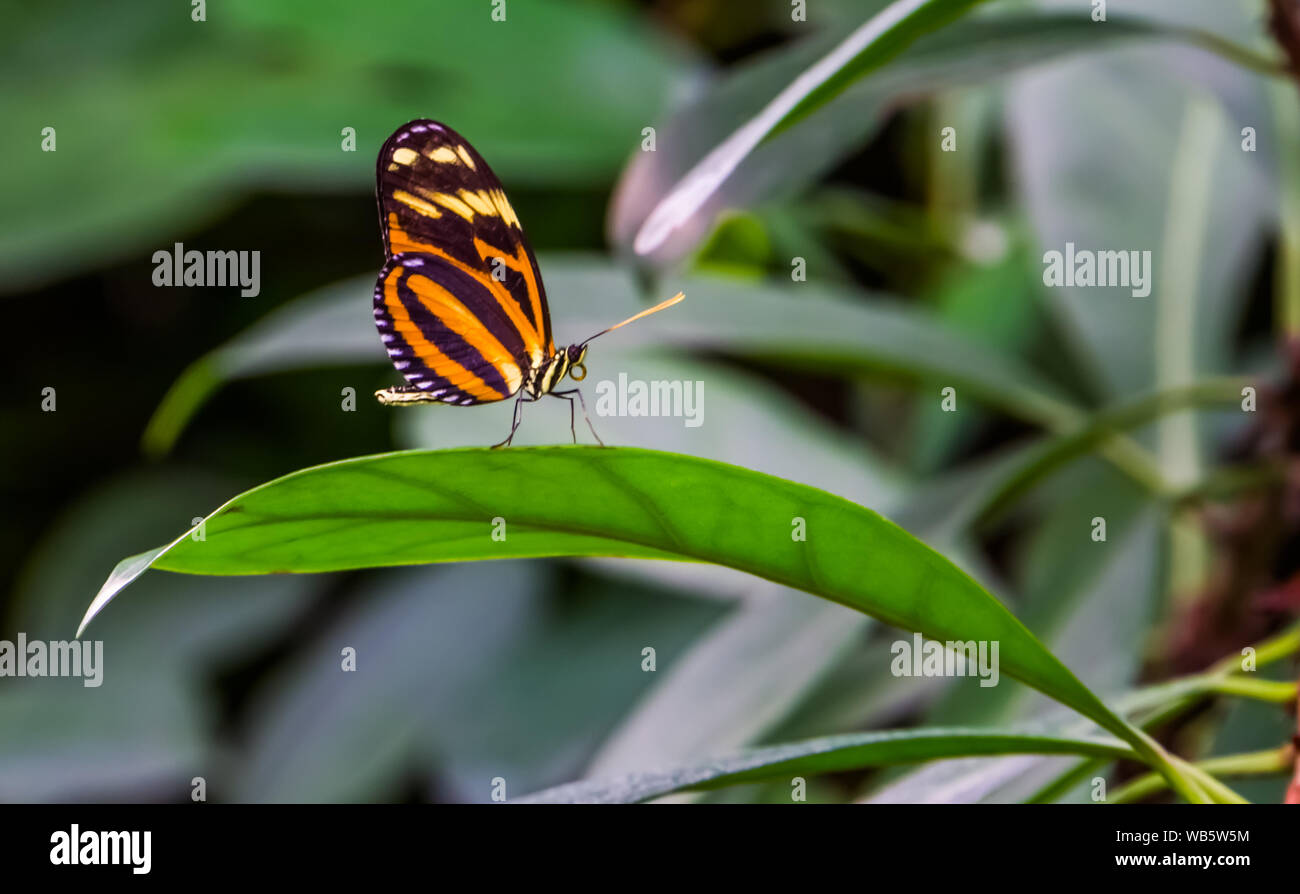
left=3, top=0, right=1298, bottom=803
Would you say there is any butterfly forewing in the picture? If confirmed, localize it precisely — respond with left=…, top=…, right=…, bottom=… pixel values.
left=375, top=120, right=553, bottom=397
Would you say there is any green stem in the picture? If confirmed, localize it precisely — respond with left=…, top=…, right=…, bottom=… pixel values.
left=1027, top=625, right=1300, bottom=802
left=1173, top=463, right=1285, bottom=506
left=975, top=377, right=1247, bottom=526
left=1204, top=676, right=1299, bottom=704
left=1173, top=757, right=1250, bottom=804
left=1208, top=622, right=1300, bottom=675
left=1110, top=748, right=1289, bottom=804
left=1126, top=731, right=1214, bottom=803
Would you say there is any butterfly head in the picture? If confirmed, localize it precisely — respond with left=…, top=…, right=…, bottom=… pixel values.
left=565, top=344, right=588, bottom=382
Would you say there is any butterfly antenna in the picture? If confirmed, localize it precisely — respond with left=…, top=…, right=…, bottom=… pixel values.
left=580, top=292, right=685, bottom=347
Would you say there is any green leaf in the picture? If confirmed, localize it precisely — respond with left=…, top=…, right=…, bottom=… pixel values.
left=80, top=446, right=1203, bottom=798
left=517, top=726, right=1134, bottom=804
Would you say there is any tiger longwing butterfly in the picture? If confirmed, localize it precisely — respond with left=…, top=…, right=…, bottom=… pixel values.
left=372, top=119, right=684, bottom=447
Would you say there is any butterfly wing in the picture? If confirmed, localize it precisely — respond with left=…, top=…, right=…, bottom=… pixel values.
left=376, top=119, right=553, bottom=378
left=374, top=253, right=530, bottom=405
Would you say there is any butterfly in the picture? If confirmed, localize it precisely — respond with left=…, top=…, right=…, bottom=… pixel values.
left=372, top=119, right=684, bottom=447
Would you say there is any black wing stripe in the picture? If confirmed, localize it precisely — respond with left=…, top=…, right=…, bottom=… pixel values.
left=372, top=256, right=524, bottom=405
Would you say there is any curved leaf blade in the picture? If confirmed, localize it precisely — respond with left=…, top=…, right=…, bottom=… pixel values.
left=83, top=448, right=1158, bottom=762
left=615, top=12, right=1273, bottom=265
left=517, top=727, right=1133, bottom=804
left=632, top=0, right=992, bottom=256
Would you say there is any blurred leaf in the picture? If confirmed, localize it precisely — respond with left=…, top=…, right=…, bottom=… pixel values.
left=585, top=588, right=868, bottom=778
left=0, top=0, right=687, bottom=289
left=973, top=377, right=1247, bottom=526
left=690, top=211, right=773, bottom=278
left=863, top=752, right=1077, bottom=803
left=903, top=245, right=1041, bottom=473
left=0, top=469, right=316, bottom=801
left=801, top=187, right=1008, bottom=270
left=228, top=563, right=726, bottom=801
left=1007, top=6, right=1273, bottom=398
left=519, top=726, right=1133, bottom=804
left=143, top=257, right=1081, bottom=456
left=228, top=563, right=541, bottom=802
left=616, top=8, right=1276, bottom=264
left=415, top=571, right=727, bottom=802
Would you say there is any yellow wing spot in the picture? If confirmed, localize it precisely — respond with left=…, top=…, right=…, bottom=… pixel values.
left=455, top=145, right=476, bottom=169
left=386, top=216, right=546, bottom=355
left=391, top=147, right=419, bottom=166
left=492, top=190, right=521, bottom=228
left=392, top=189, right=443, bottom=219
left=429, top=191, right=476, bottom=221
left=458, top=189, right=496, bottom=217
left=424, top=146, right=460, bottom=164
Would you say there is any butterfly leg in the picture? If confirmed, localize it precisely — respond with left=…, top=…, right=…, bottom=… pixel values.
left=491, top=393, right=528, bottom=449
left=552, top=389, right=604, bottom=447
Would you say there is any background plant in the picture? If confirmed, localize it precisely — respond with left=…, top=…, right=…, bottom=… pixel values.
left=2, top=0, right=1298, bottom=803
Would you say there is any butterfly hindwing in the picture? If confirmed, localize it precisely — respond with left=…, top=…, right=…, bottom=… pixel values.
left=373, top=253, right=528, bottom=405
left=376, top=119, right=553, bottom=372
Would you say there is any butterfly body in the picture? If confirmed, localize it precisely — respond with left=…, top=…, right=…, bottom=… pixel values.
left=372, top=119, right=680, bottom=445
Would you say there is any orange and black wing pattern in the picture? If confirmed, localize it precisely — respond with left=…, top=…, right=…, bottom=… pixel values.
left=374, top=119, right=552, bottom=404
